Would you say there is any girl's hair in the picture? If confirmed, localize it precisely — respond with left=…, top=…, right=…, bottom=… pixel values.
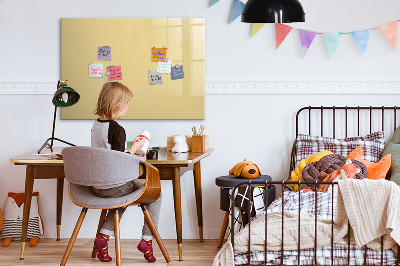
left=95, top=82, right=133, bottom=120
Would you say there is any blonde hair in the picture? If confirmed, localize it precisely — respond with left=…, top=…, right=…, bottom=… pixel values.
left=95, top=82, right=133, bottom=120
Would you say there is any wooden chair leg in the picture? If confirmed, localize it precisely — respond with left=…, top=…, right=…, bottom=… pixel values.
left=91, top=209, right=108, bottom=258
left=114, top=210, right=121, bottom=266
left=217, top=211, right=230, bottom=248
left=141, top=205, right=171, bottom=263
left=60, top=208, right=88, bottom=266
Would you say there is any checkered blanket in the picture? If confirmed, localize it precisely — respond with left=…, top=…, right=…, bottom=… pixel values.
left=234, top=191, right=397, bottom=265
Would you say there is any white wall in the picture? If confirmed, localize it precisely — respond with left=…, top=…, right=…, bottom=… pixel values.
left=1, top=0, right=400, bottom=240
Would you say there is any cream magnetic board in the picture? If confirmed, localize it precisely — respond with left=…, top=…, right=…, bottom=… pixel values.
left=61, top=18, right=205, bottom=119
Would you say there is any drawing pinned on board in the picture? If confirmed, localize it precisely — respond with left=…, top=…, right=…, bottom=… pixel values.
left=148, top=71, right=163, bottom=85
left=157, top=59, right=172, bottom=74
left=98, top=46, right=111, bottom=60
left=107, top=65, right=122, bottom=81
left=89, top=63, right=103, bottom=77
left=151, top=47, right=167, bottom=62
left=171, top=64, right=184, bottom=80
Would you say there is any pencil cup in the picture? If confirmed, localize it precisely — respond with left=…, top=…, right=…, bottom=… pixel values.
left=191, top=135, right=209, bottom=153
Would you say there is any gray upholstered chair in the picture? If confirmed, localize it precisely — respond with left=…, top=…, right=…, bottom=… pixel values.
left=60, top=146, right=171, bottom=265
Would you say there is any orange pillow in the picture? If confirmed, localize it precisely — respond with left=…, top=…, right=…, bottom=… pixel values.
left=347, top=146, right=391, bottom=180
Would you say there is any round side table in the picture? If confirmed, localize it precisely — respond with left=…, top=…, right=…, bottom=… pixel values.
left=215, top=175, right=275, bottom=248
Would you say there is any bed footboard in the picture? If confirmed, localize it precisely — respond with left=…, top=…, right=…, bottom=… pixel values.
left=230, top=180, right=400, bottom=266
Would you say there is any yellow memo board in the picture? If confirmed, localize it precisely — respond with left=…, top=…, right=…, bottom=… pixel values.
left=61, top=18, right=205, bottom=120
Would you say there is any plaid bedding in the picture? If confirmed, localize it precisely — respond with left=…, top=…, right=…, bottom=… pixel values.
left=294, top=131, right=385, bottom=166
left=234, top=244, right=397, bottom=265
left=234, top=191, right=397, bottom=265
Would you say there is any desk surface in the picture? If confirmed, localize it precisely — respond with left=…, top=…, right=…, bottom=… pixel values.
left=10, top=147, right=214, bottom=165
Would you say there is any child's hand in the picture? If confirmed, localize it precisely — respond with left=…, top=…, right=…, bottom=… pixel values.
left=128, top=137, right=147, bottom=155
left=134, top=149, right=149, bottom=157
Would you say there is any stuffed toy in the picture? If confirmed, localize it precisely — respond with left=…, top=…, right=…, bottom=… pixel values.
left=1, top=192, right=44, bottom=247
left=229, top=159, right=261, bottom=179
left=289, top=150, right=333, bottom=191
left=317, top=160, right=360, bottom=193
left=301, top=154, right=368, bottom=191
left=348, top=146, right=391, bottom=180
left=172, top=135, right=189, bottom=153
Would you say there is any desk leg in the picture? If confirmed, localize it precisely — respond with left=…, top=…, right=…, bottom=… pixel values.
left=20, top=165, right=35, bottom=259
left=56, top=178, right=64, bottom=241
left=172, top=167, right=183, bottom=261
left=193, top=161, right=203, bottom=242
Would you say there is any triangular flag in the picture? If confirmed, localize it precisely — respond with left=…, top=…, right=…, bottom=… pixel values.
left=251, top=23, right=266, bottom=38
left=323, top=33, right=341, bottom=58
left=298, top=29, right=317, bottom=58
left=378, top=21, right=397, bottom=50
left=351, top=29, right=370, bottom=55
left=275, top=23, right=293, bottom=49
left=229, top=0, right=245, bottom=24
left=209, top=0, right=220, bottom=7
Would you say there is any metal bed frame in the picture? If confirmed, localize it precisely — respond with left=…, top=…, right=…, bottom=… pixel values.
left=230, top=106, right=400, bottom=266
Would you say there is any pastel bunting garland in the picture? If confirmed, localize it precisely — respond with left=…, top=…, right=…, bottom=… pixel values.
left=379, top=21, right=398, bottom=50
left=209, top=2, right=400, bottom=58
left=209, top=0, right=220, bottom=7
left=275, top=23, right=293, bottom=49
left=229, top=0, right=245, bottom=24
left=323, top=33, right=341, bottom=58
left=351, top=29, right=370, bottom=55
left=251, top=23, right=265, bottom=38
left=298, top=30, right=317, bottom=58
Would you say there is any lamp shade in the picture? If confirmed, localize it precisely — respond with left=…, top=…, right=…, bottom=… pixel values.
left=241, top=0, right=305, bottom=23
left=52, top=84, right=80, bottom=107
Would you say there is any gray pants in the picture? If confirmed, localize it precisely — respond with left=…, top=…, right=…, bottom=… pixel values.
left=92, top=180, right=162, bottom=240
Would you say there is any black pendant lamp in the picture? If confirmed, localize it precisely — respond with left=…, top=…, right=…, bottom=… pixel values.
left=242, top=0, right=305, bottom=23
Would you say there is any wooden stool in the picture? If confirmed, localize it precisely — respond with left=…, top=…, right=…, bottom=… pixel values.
left=215, top=175, right=275, bottom=248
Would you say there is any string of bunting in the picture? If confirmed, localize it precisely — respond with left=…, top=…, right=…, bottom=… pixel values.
left=209, top=0, right=399, bottom=58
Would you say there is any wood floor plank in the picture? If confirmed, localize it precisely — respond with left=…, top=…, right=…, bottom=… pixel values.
left=0, top=239, right=221, bottom=265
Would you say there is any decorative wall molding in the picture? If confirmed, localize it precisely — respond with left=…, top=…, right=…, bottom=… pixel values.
left=0, top=83, right=56, bottom=94
left=206, top=81, right=400, bottom=94
left=1, top=81, right=400, bottom=95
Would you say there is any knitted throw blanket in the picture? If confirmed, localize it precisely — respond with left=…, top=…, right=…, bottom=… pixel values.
left=335, top=178, right=399, bottom=251
left=213, top=211, right=341, bottom=266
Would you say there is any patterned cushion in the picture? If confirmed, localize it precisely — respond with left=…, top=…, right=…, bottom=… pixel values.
left=294, top=131, right=385, bottom=166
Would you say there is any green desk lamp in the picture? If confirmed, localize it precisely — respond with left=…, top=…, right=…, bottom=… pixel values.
left=38, top=80, right=80, bottom=154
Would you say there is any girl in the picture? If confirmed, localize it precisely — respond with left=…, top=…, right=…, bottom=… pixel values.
left=91, top=82, right=162, bottom=263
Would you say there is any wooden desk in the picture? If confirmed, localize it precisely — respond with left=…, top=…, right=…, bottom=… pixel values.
left=10, top=147, right=213, bottom=261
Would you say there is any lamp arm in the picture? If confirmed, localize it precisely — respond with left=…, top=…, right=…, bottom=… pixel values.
left=50, top=105, right=57, bottom=148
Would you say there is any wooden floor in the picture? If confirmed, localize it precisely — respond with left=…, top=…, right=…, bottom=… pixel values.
left=0, top=239, right=221, bottom=265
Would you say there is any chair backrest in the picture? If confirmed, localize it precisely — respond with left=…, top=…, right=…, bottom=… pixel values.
left=62, top=146, right=145, bottom=187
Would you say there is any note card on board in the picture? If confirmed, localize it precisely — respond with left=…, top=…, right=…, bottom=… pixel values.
left=151, top=47, right=167, bottom=62
left=157, top=59, right=172, bottom=74
left=148, top=71, right=163, bottom=85
left=107, top=65, right=122, bottom=81
left=171, top=64, right=184, bottom=80
left=98, top=46, right=111, bottom=60
left=89, top=63, right=103, bottom=77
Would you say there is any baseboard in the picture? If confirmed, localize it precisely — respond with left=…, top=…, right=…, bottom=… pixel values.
left=1, top=81, right=400, bottom=95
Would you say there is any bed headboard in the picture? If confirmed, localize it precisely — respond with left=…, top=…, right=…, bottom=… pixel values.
left=290, top=106, right=400, bottom=179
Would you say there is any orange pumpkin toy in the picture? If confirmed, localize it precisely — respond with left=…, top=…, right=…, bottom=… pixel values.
left=229, top=159, right=261, bottom=179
